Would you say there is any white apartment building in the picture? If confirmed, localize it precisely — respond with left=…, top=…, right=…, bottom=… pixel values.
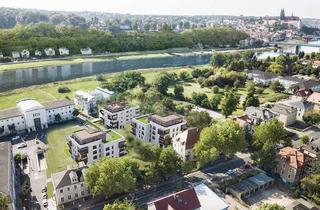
left=132, top=114, right=187, bottom=147
left=100, top=102, right=139, bottom=129
left=59, top=47, right=70, bottom=56
left=90, top=87, right=115, bottom=101
left=68, top=127, right=126, bottom=165
left=34, top=50, right=42, bottom=57
left=0, top=99, right=75, bottom=137
left=21, top=49, right=30, bottom=58
left=80, top=47, right=92, bottom=55
left=52, top=163, right=90, bottom=208
left=11, top=51, right=20, bottom=59
left=44, top=48, right=56, bottom=56
left=172, top=128, right=201, bottom=162
left=74, top=90, right=98, bottom=116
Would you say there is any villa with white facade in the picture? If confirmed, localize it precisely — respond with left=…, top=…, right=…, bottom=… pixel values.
left=0, top=99, right=75, bottom=137
left=100, top=102, right=139, bottom=129
left=21, top=49, right=30, bottom=58
left=80, top=47, right=92, bottom=55
left=67, top=127, right=126, bottom=165
left=44, top=48, right=56, bottom=56
left=59, top=47, right=70, bottom=56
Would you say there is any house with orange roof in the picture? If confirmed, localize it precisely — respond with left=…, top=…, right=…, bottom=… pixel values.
left=307, top=92, right=320, bottom=110
left=275, top=147, right=306, bottom=184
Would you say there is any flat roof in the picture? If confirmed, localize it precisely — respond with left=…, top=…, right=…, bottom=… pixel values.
left=71, top=127, right=106, bottom=145
left=17, top=99, right=44, bottom=112
left=229, top=173, right=274, bottom=193
left=149, top=114, right=184, bottom=127
left=42, top=99, right=74, bottom=110
left=0, top=108, right=22, bottom=120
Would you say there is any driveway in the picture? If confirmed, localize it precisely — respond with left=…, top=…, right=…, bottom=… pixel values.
left=192, top=106, right=224, bottom=119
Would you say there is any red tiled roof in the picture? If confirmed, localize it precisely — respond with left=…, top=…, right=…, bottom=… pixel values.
left=236, top=115, right=252, bottom=126
left=185, top=128, right=201, bottom=150
left=278, top=147, right=305, bottom=169
left=308, top=92, right=320, bottom=104
left=152, top=188, right=201, bottom=210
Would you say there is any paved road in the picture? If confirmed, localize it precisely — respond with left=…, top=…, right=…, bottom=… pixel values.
left=87, top=155, right=249, bottom=210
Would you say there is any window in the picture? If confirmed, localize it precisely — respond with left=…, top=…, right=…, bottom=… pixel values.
left=60, top=189, right=63, bottom=193
left=68, top=195, right=71, bottom=200
left=81, top=191, right=85, bottom=196
left=93, top=155, right=98, bottom=160
left=93, top=145, right=97, bottom=150
left=61, top=197, right=64, bottom=202
left=67, top=187, right=70, bottom=191
left=74, top=185, right=77, bottom=189
left=93, top=150, right=97, bottom=155
left=75, top=193, right=78, bottom=198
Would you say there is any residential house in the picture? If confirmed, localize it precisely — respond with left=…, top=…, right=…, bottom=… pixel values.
left=11, top=51, right=20, bottom=59
left=287, top=198, right=320, bottom=210
left=272, top=103, right=297, bottom=126
left=148, top=183, right=229, bottom=210
left=275, top=147, right=306, bottom=184
left=34, top=50, right=42, bottom=57
left=52, top=163, right=90, bottom=208
left=44, top=48, right=56, bottom=56
left=59, top=47, right=70, bottom=56
left=245, top=106, right=277, bottom=125
left=67, top=127, right=126, bottom=165
left=294, top=89, right=313, bottom=100
left=74, top=91, right=98, bottom=116
left=89, top=87, right=115, bottom=101
left=296, top=80, right=320, bottom=92
left=247, top=70, right=278, bottom=86
left=0, top=141, right=16, bottom=210
left=312, top=60, right=320, bottom=69
left=172, top=128, right=201, bottom=162
left=0, top=99, right=75, bottom=137
left=307, top=92, right=320, bottom=110
left=80, top=47, right=92, bottom=55
left=0, top=51, right=3, bottom=58
left=279, top=98, right=313, bottom=121
left=277, top=76, right=302, bottom=91
left=100, top=102, right=139, bottom=129
left=131, top=115, right=151, bottom=142
left=20, top=49, right=30, bottom=58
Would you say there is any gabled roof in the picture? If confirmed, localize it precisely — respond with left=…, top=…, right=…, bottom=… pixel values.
left=174, top=128, right=201, bottom=150
left=0, top=108, right=22, bottom=120
left=52, top=166, right=87, bottom=189
left=42, top=99, right=74, bottom=110
left=297, top=80, right=320, bottom=90
left=248, top=70, right=278, bottom=80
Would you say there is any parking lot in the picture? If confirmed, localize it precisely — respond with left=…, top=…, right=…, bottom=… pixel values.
left=12, top=132, right=49, bottom=210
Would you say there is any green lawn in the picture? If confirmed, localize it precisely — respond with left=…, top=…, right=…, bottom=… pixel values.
left=45, top=122, right=80, bottom=178
left=47, top=182, right=54, bottom=198
left=136, top=116, right=149, bottom=124
left=106, top=130, right=123, bottom=142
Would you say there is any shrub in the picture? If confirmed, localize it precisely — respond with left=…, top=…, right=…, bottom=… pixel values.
left=57, top=86, right=71, bottom=93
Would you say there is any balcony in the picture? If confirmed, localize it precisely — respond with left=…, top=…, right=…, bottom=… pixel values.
left=158, top=129, right=169, bottom=135
left=181, top=124, right=187, bottom=131
left=159, top=135, right=172, bottom=146
left=108, top=115, right=118, bottom=120
left=78, top=147, right=88, bottom=155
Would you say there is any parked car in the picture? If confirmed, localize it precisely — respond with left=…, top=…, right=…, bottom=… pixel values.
left=12, top=136, right=20, bottom=141
left=17, top=143, right=27, bottom=149
left=43, top=199, right=48, bottom=208
left=41, top=186, right=47, bottom=193
left=42, top=193, right=47, bottom=199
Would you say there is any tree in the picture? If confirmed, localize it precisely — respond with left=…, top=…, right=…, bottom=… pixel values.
left=194, top=121, right=247, bottom=167
left=179, top=71, right=189, bottom=81
left=186, top=111, right=212, bottom=129
left=251, top=120, right=289, bottom=172
left=257, top=203, right=285, bottom=210
left=303, top=111, right=320, bottom=126
left=0, top=193, right=9, bottom=210
left=267, top=63, right=285, bottom=74
left=209, top=94, right=222, bottom=110
left=211, top=53, right=227, bottom=67
left=243, top=90, right=259, bottom=109
left=191, top=92, right=208, bottom=106
left=270, top=81, right=285, bottom=93
left=57, top=86, right=71, bottom=93
left=212, top=85, right=219, bottom=94
left=153, top=72, right=176, bottom=95
left=157, top=146, right=181, bottom=180
left=301, top=173, right=320, bottom=204
left=85, top=158, right=139, bottom=197
left=174, top=85, right=184, bottom=100
left=220, top=90, right=240, bottom=118
left=103, top=200, right=135, bottom=210
left=301, top=135, right=310, bottom=145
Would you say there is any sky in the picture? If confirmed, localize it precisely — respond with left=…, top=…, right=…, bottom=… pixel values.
left=0, top=0, right=319, bottom=18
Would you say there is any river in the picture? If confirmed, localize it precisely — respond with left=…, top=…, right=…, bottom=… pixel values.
left=0, top=53, right=211, bottom=92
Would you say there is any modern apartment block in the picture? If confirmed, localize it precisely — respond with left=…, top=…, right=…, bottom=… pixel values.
left=52, top=163, right=90, bottom=208
left=67, top=127, right=126, bottom=165
left=131, top=114, right=187, bottom=147
left=74, top=90, right=98, bottom=116
left=100, top=102, right=139, bottom=129
left=0, top=99, right=75, bottom=137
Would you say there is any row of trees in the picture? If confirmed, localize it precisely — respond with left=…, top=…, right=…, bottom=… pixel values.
left=0, top=23, right=248, bottom=56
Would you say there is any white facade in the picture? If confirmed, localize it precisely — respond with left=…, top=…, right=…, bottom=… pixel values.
left=21, top=49, right=30, bottom=58
left=132, top=114, right=187, bottom=147
left=80, top=47, right=92, bottom=55
left=0, top=99, right=75, bottom=137
left=59, top=47, right=70, bottom=56
left=0, top=51, right=3, bottom=58
left=68, top=128, right=126, bottom=165
left=44, top=48, right=56, bottom=56
left=101, top=103, right=139, bottom=129
left=90, top=87, right=115, bottom=101
left=52, top=164, right=90, bottom=207
left=34, top=50, right=42, bottom=57
left=11, top=51, right=20, bottom=59
left=74, top=91, right=98, bottom=116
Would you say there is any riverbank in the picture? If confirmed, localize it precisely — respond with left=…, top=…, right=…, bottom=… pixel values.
left=0, top=66, right=200, bottom=110
left=0, top=52, right=175, bottom=71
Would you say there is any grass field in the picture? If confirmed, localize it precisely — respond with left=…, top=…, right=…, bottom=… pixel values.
left=0, top=66, right=197, bottom=110
left=47, top=182, right=54, bottom=198
left=45, top=122, right=79, bottom=178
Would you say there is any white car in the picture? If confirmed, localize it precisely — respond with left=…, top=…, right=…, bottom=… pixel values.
left=12, top=136, right=20, bottom=141
left=43, top=199, right=48, bottom=208
left=17, top=143, right=27, bottom=149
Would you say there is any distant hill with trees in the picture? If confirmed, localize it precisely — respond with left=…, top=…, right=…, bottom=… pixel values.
left=0, top=23, right=248, bottom=56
